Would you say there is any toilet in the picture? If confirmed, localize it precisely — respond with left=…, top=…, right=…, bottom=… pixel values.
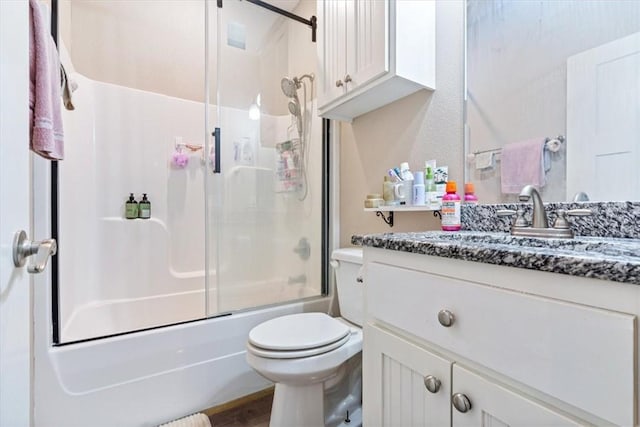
left=246, top=248, right=364, bottom=427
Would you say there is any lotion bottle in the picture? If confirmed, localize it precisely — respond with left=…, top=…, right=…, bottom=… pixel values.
left=412, top=171, right=426, bottom=206
left=425, top=166, right=438, bottom=209
left=139, top=193, right=151, bottom=219
left=125, top=193, right=138, bottom=219
left=441, top=181, right=461, bottom=231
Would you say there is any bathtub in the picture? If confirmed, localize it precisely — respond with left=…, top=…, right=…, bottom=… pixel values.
left=61, top=277, right=321, bottom=343
left=34, top=274, right=329, bottom=426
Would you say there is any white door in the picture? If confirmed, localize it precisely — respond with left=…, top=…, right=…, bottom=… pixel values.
left=363, top=324, right=451, bottom=427
left=567, top=32, right=640, bottom=201
left=0, top=0, right=32, bottom=425
left=451, top=365, right=583, bottom=426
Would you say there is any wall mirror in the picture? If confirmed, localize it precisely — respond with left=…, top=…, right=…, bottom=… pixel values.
left=466, top=0, right=640, bottom=203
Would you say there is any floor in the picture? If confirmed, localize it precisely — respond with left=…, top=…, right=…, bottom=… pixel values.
left=208, top=392, right=273, bottom=427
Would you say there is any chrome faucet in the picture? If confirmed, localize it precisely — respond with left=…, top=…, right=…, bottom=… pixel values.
left=518, top=185, right=548, bottom=228
left=496, top=184, right=592, bottom=239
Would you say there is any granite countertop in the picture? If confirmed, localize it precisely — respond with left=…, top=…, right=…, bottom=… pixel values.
left=352, top=231, right=640, bottom=285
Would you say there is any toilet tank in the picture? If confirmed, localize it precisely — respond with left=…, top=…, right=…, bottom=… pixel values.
left=331, top=248, right=364, bottom=327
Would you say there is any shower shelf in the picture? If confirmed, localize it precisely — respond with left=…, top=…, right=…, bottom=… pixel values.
left=364, top=206, right=441, bottom=228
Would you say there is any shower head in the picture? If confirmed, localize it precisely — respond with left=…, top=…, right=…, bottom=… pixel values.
left=281, top=77, right=300, bottom=98
left=288, top=100, right=300, bottom=116
left=288, top=100, right=303, bottom=135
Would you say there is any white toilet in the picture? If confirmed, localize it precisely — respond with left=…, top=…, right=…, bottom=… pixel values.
left=246, top=248, right=364, bottom=427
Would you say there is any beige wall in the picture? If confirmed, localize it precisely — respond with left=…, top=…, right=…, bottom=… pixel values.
left=60, top=0, right=311, bottom=108
left=339, top=0, right=465, bottom=246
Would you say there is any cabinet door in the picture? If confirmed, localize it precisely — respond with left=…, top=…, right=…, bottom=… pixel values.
left=451, top=365, right=584, bottom=426
left=364, top=325, right=451, bottom=427
left=346, top=0, right=387, bottom=88
left=318, top=0, right=347, bottom=107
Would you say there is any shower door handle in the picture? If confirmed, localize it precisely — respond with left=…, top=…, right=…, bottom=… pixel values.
left=212, top=127, right=221, bottom=174
left=12, top=230, right=57, bottom=274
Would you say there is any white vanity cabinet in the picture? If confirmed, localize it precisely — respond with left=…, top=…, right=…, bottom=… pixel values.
left=365, top=323, right=451, bottom=426
left=362, top=247, right=638, bottom=426
left=365, top=325, right=581, bottom=426
left=316, top=0, right=436, bottom=122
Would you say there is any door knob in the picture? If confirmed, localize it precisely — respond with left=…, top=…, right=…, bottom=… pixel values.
left=452, top=393, right=472, bottom=413
left=335, top=79, right=344, bottom=87
left=423, top=375, right=441, bottom=393
left=437, top=309, right=455, bottom=327
left=344, top=74, right=352, bottom=83
left=13, top=230, right=57, bottom=274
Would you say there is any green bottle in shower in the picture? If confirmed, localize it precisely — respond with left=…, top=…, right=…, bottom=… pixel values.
left=139, top=193, right=151, bottom=219
left=125, top=193, right=138, bottom=219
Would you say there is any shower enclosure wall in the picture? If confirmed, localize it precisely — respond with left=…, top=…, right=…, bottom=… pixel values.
left=56, top=0, right=324, bottom=343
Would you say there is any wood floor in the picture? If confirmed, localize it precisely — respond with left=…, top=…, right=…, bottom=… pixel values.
left=208, top=390, right=273, bottom=427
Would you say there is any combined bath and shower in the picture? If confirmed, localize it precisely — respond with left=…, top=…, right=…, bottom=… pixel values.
left=280, top=73, right=314, bottom=200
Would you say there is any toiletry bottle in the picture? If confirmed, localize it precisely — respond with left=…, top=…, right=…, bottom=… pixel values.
left=441, top=181, right=461, bottom=231
left=125, top=193, right=138, bottom=219
left=139, top=193, right=151, bottom=219
left=425, top=166, right=437, bottom=209
left=399, top=162, right=414, bottom=181
left=412, top=170, right=426, bottom=206
left=383, top=176, right=396, bottom=206
left=464, top=183, right=479, bottom=205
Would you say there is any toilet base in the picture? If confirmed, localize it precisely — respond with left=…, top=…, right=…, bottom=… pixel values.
left=270, top=382, right=324, bottom=427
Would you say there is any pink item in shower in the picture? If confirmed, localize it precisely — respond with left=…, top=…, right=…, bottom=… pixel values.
left=500, top=138, right=546, bottom=194
left=29, top=0, right=64, bottom=160
left=171, top=149, right=189, bottom=168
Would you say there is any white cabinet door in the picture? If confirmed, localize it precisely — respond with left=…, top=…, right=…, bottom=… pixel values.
left=318, top=0, right=348, bottom=107
left=347, top=0, right=387, bottom=89
left=364, top=324, right=451, bottom=427
left=451, top=365, right=583, bottom=426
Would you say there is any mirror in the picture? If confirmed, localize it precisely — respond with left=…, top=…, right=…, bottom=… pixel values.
left=466, top=1, right=640, bottom=203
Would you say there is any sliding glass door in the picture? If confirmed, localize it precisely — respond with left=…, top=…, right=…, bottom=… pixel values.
left=54, top=0, right=323, bottom=344
left=211, top=0, right=323, bottom=314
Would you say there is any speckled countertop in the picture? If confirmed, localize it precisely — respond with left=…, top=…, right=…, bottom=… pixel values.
left=352, top=231, right=640, bottom=285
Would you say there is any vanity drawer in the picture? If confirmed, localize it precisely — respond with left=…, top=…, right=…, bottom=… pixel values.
left=366, top=262, right=636, bottom=426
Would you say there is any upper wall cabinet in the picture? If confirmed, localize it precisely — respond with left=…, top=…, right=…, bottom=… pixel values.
left=317, top=0, right=436, bottom=122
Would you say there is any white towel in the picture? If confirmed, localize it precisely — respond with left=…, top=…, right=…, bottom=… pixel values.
left=158, top=413, right=211, bottom=427
left=474, top=152, right=495, bottom=170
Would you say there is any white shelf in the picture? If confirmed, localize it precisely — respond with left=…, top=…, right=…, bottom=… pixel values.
left=364, top=205, right=441, bottom=228
left=364, top=205, right=439, bottom=212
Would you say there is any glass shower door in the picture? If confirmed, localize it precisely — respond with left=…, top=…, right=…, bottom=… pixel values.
left=56, top=0, right=209, bottom=343
left=208, top=0, right=323, bottom=315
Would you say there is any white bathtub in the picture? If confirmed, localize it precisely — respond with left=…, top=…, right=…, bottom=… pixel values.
left=61, top=277, right=320, bottom=343
left=34, top=276, right=329, bottom=427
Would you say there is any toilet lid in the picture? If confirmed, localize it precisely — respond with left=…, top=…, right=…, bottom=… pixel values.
left=247, top=333, right=351, bottom=359
left=248, top=312, right=350, bottom=351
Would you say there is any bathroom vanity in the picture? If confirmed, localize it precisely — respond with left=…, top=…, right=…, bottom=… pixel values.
left=357, top=231, right=640, bottom=426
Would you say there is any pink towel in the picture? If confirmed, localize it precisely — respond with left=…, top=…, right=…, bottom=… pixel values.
left=29, top=0, right=64, bottom=160
left=500, top=138, right=546, bottom=194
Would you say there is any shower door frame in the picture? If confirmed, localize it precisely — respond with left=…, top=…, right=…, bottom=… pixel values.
left=48, top=0, right=332, bottom=345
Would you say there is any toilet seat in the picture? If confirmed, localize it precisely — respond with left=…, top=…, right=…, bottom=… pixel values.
left=248, top=313, right=351, bottom=359
left=248, top=333, right=351, bottom=359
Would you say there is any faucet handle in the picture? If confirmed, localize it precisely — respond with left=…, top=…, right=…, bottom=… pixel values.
left=567, top=208, right=592, bottom=217
left=553, top=209, right=570, bottom=229
left=553, top=208, right=592, bottom=229
left=497, top=209, right=528, bottom=228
